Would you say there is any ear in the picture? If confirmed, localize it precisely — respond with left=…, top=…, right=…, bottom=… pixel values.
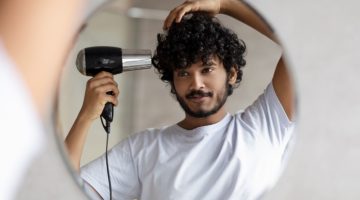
left=228, top=66, right=237, bottom=85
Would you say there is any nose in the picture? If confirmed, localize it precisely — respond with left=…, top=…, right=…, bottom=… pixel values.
left=190, top=73, right=205, bottom=90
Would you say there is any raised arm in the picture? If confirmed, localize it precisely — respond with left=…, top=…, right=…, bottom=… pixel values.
left=65, top=72, right=119, bottom=171
left=164, top=0, right=295, bottom=120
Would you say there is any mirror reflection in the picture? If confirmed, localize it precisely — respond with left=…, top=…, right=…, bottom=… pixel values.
left=59, top=0, right=296, bottom=199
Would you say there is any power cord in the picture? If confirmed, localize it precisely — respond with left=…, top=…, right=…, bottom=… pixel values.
left=101, top=116, right=112, bottom=200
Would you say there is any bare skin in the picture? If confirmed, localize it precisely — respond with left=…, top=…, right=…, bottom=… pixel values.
left=0, top=0, right=85, bottom=117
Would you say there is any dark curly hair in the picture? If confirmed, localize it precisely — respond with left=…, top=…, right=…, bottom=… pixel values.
left=152, top=12, right=246, bottom=95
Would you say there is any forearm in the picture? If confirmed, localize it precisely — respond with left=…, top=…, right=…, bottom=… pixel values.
left=65, top=72, right=119, bottom=171
left=221, top=0, right=294, bottom=120
left=65, top=113, right=93, bottom=171
left=272, top=59, right=294, bottom=121
left=220, top=0, right=278, bottom=43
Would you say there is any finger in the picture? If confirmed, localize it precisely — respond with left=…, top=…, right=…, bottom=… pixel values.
left=108, top=84, right=120, bottom=98
left=164, top=5, right=187, bottom=29
left=96, top=83, right=119, bottom=96
left=101, top=92, right=119, bottom=106
left=105, top=95, right=119, bottom=106
left=94, top=71, right=113, bottom=78
left=163, top=9, right=178, bottom=30
left=176, top=5, right=195, bottom=23
left=88, top=77, right=117, bottom=89
left=164, top=2, right=199, bottom=29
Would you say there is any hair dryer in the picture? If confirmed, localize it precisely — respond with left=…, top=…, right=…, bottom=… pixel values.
left=75, top=46, right=152, bottom=133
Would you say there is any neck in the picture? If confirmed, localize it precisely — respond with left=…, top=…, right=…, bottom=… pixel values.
left=178, top=108, right=227, bottom=130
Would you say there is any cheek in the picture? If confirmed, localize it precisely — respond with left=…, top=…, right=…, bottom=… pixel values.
left=208, top=75, right=227, bottom=90
left=173, top=80, right=186, bottom=95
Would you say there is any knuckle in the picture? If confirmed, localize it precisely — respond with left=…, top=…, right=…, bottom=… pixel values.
left=107, top=77, right=115, bottom=82
left=94, top=87, right=103, bottom=93
left=194, top=1, right=200, bottom=8
left=87, top=82, right=94, bottom=89
left=101, top=71, right=109, bottom=75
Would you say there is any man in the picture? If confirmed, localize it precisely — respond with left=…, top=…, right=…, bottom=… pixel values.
left=65, top=0, right=295, bottom=199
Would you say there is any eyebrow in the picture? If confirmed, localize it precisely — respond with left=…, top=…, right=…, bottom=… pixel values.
left=173, top=58, right=218, bottom=71
left=202, top=60, right=216, bottom=66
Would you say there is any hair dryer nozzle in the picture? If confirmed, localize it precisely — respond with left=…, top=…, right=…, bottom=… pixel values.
left=121, top=49, right=152, bottom=72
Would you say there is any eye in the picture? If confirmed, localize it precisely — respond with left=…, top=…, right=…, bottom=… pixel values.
left=177, top=70, right=189, bottom=77
left=202, top=67, right=214, bottom=74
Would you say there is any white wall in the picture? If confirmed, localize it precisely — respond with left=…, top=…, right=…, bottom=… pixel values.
left=252, top=1, right=360, bottom=199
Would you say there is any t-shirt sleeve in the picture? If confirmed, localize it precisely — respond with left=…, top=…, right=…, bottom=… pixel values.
left=238, top=83, right=295, bottom=147
left=80, top=139, right=140, bottom=200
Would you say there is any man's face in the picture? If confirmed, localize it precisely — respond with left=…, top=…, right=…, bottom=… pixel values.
left=173, top=56, right=236, bottom=118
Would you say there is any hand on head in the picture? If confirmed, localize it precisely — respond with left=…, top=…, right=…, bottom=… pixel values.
left=163, top=0, right=223, bottom=30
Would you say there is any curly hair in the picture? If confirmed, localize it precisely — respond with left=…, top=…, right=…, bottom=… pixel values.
left=152, top=12, right=246, bottom=95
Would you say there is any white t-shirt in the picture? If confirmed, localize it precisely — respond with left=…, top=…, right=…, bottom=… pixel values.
left=81, top=83, right=295, bottom=200
left=0, top=40, right=44, bottom=200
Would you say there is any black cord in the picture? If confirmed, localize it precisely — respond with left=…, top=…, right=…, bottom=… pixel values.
left=101, top=117, right=112, bottom=200
left=105, top=131, right=112, bottom=200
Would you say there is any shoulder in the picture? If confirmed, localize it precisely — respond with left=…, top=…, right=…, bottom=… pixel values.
left=236, top=83, right=292, bottom=125
left=232, top=83, right=294, bottom=144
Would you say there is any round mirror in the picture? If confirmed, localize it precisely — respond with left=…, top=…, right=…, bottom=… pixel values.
left=59, top=0, right=296, bottom=199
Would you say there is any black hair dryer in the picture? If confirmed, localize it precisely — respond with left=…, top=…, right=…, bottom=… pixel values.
left=75, top=46, right=152, bottom=133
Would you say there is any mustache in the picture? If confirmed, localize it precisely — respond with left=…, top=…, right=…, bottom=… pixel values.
left=186, top=90, right=213, bottom=99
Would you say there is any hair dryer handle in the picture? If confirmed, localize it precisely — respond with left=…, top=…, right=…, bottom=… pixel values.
left=101, top=91, right=114, bottom=122
left=101, top=102, right=113, bottom=122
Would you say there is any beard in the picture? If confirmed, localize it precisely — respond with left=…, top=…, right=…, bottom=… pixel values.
left=175, top=83, right=230, bottom=118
